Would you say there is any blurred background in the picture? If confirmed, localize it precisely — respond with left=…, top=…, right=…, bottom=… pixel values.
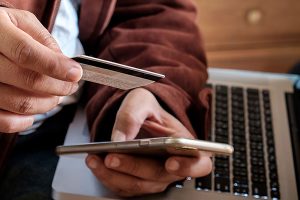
left=195, top=0, right=300, bottom=73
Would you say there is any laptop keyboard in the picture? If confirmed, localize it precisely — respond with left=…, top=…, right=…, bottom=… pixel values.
left=194, top=85, right=281, bottom=199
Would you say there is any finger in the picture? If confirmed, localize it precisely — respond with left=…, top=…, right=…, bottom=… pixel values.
left=0, top=109, right=34, bottom=133
left=0, top=10, right=82, bottom=82
left=7, top=9, right=61, bottom=52
left=111, top=110, right=146, bottom=141
left=0, top=54, right=79, bottom=96
left=0, top=83, right=59, bottom=115
left=104, top=153, right=182, bottom=183
left=86, top=155, right=168, bottom=197
left=165, top=154, right=212, bottom=178
left=3, top=8, right=61, bottom=52
left=111, top=88, right=162, bottom=141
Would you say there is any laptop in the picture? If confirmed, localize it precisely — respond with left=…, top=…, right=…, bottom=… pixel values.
left=52, top=68, right=300, bottom=200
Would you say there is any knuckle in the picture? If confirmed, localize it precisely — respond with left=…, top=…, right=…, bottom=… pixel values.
left=13, top=40, right=32, bottom=65
left=37, top=29, right=59, bottom=50
left=17, top=97, right=33, bottom=114
left=129, top=181, right=144, bottom=193
left=116, top=110, right=141, bottom=126
left=24, top=70, right=43, bottom=89
left=43, top=57, right=58, bottom=75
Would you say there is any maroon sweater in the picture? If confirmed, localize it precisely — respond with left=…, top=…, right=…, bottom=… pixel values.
left=0, top=0, right=210, bottom=151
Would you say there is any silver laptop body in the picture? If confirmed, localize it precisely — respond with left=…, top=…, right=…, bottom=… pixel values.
left=52, top=68, right=300, bottom=200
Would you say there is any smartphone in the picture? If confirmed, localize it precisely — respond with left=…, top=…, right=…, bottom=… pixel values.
left=56, top=137, right=233, bottom=157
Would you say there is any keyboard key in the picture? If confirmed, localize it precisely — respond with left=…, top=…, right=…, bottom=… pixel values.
left=234, top=162, right=247, bottom=169
left=215, top=136, right=228, bottom=143
left=252, top=182, right=268, bottom=197
left=215, top=114, right=228, bottom=123
left=234, top=176, right=248, bottom=184
left=249, top=120, right=261, bottom=128
left=269, top=172, right=278, bottom=181
left=232, top=87, right=243, bottom=94
left=214, top=168, right=229, bottom=177
left=215, top=177, right=230, bottom=192
left=215, top=161, right=229, bottom=168
left=249, top=127, right=262, bottom=135
left=216, top=95, right=228, bottom=102
left=270, top=180, right=279, bottom=188
left=248, top=113, right=261, bottom=121
left=250, top=143, right=263, bottom=151
left=216, top=85, right=228, bottom=95
left=247, top=88, right=259, bottom=95
left=250, top=135, right=263, bottom=142
left=234, top=169, right=247, bottom=177
left=262, top=90, right=270, bottom=96
left=268, top=153, right=276, bottom=163
left=215, top=107, right=227, bottom=115
left=195, top=174, right=211, bottom=190
left=233, top=151, right=246, bottom=158
left=271, top=190, right=281, bottom=199
left=216, top=101, right=228, bottom=110
left=234, top=184, right=249, bottom=195
left=269, top=163, right=277, bottom=173
left=215, top=121, right=228, bottom=130
left=215, top=128, right=228, bottom=136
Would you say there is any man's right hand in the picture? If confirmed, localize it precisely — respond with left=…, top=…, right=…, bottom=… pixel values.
left=0, top=8, right=82, bottom=133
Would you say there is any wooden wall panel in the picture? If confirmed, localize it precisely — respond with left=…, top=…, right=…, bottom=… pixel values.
left=194, top=0, right=300, bottom=72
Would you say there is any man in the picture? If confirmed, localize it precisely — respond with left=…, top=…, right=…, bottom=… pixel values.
left=0, top=0, right=212, bottom=198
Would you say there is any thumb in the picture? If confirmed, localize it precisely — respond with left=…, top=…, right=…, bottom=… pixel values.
left=111, top=112, right=147, bottom=142
left=111, top=89, right=163, bottom=141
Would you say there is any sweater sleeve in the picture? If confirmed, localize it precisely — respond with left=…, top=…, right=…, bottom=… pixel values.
left=83, top=0, right=211, bottom=142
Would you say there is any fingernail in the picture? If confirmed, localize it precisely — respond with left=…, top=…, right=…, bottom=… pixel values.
left=67, top=65, right=82, bottom=82
left=108, top=156, right=120, bottom=168
left=87, top=156, right=98, bottom=169
left=111, top=130, right=126, bottom=142
left=167, top=159, right=180, bottom=171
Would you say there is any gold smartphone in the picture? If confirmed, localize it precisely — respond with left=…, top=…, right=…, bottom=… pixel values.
left=56, top=137, right=233, bottom=157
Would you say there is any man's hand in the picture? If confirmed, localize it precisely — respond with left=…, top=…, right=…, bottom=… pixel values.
left=86, top=88, right=212, bottom=197
left=0, top=8, right=82, bottom=133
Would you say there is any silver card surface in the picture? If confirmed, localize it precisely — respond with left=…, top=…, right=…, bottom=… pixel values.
left=73, top=55, right=165, bottom=90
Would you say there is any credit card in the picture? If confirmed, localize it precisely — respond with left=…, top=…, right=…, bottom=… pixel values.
left=72, top=55, right=165, bottom=90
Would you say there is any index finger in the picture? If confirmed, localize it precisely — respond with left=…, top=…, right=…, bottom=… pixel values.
left=0, top=11, right=82, bottom=82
